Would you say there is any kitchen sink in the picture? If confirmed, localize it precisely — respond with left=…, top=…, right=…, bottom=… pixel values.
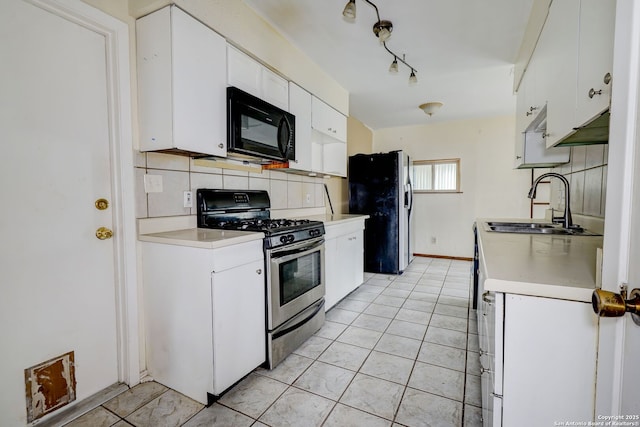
left=483, top=221, right=602, bottom=236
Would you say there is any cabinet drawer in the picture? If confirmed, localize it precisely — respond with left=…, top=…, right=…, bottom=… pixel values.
left=211, top=240, right=263, bottom=272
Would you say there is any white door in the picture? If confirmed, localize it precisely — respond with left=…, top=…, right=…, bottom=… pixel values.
left=597, top=0, right=640, bottom=416
left=0, top=1, right=136, bottom=424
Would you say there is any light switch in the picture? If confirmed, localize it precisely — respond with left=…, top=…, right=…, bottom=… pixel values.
left=144, top=174, right=163, bottom=193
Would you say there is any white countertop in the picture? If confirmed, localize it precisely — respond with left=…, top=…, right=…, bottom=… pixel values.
left=478, top=218, right=603, bottom=302
left=139, top=228, right=264, bottom=249
left=303, top=213, right=369, bottom=225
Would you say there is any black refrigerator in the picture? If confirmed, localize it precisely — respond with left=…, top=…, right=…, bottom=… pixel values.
left=348, top=151, right=413, bottom=274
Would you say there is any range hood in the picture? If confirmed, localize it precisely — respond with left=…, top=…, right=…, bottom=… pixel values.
left=555, top=110, right=610, bottom=146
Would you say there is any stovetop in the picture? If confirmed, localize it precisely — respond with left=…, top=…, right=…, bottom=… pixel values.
left=208, top=218, right=318, bottom=233
left=196, top=189, right=325, bottom=249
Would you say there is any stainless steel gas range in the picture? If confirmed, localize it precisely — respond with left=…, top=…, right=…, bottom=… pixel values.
left=197, top=189, right=325, bottom=368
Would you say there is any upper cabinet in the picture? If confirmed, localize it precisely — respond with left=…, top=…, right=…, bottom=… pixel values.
left=137, top=6, right=227, bottom=157
left=311, top=97, right=347, bottom=142
left=287, top=87, right=348, bottom=177
left=516, top=0, right=615, bottom=149
left=311, top=97, right=347, bottom=177
left=227, top=45, right=289, bottom=111
left=539, top=0, right=580, bottom=147
left=575, top=0, right=615, bottom=127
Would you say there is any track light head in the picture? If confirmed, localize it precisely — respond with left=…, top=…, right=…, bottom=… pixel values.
left=389, top=57, right=399, bottom=73
left=342, top=0, right=356, bottom=21
left=409, top=70, right=418, bottom=85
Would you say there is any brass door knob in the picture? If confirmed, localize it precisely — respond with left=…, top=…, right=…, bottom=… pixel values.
left=95, top=227, right=113, bottom=240
left=95, top=198, right=109, bottom=210
left=592, top=288, right=640, bottom=318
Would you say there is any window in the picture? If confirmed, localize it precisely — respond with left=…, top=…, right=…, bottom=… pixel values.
left=413, top=158, right=460, bottom=192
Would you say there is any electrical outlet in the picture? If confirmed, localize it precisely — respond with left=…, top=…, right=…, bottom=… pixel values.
left=183, top=191, right=193, bottom=208
left=305, top=193, right=311, bottom=203
left=431, top=236, right=437, bottom=244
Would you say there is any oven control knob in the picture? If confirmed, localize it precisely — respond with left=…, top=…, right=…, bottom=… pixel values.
left=280, top=234, right=295, bottom=244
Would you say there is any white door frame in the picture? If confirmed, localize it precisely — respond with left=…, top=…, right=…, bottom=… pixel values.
left=596, top=0, right=640, bottom=415
left=26, top=0, right=140, bottom=387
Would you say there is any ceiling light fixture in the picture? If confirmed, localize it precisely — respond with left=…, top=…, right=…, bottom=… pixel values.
left=342, top=0, right=418, bottom=85
left=419, top=102, right=443, bottom=116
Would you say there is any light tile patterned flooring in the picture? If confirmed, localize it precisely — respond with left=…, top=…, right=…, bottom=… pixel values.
left=64, top=257, right=481, bottom=427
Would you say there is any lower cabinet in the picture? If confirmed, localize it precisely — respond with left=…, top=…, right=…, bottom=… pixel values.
left=141, top=239, right=265, bottom=404
left=479, top=291, right=597, bottom=426
left=324, top=220, right=365, bottom=310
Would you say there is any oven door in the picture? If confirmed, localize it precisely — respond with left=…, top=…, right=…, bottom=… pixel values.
left=267, top=236, right=325, bottom=330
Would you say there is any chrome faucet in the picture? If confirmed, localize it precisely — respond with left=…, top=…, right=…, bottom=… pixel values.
left=528, top=172, right=573, bottom=229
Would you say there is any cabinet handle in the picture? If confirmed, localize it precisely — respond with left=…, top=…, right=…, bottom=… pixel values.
left=481, top=367, right=492, bottom=375
left=218, top=143, right=224, bottom=149
left=526, top=106, right=538, bottom=116
left=256, top=269, right=262, bottom=275
left=604, top=72, right=612, bottom=85
left=589, top=88, right=603, bottom=99
left=516, top=155, right=522, bottom=160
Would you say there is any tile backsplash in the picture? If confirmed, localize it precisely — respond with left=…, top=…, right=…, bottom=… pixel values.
left=549, top=144, right=608, bottom=218
left=134, top=151, right=327, bottom=219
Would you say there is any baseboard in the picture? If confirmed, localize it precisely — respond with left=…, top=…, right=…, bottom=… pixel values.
left=414, top=253, right=473, bottom=262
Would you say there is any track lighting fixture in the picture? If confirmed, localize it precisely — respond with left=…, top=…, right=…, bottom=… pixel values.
left=342, top=0, right=418, bottom=85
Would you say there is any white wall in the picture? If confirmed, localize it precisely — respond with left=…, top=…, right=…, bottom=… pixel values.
left=373, top=116, right=531, bottom=258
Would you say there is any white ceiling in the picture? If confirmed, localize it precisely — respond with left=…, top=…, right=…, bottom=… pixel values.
left=244, top=0, right=534, bottom=130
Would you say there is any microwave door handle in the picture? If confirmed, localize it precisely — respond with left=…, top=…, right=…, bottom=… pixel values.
left=277, top=117, right=291, bottom=158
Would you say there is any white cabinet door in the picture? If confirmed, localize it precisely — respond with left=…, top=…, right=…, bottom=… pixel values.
left=227, top=45, right=262, bottom=99
left=211, top=259, right=265, bottom=394
left=137, top=6, right=227, bottom=156
left=311, top=96, right=347, bottom=142
left=502, top=294, right=597, bottom=425
left=288, top=83, right=313, bottom=172
left=262, top=68, right=289, bottom=111
left=542, top=0, right=580, bottom=146
left=575, top=0, right=615, bottom=126
left=516, top=127, right=570, bottom=169
left=324, top=222, right=365, bottom=310
left=227, top=45, right=289, bottom=110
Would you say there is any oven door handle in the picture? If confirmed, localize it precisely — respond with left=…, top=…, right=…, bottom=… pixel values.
left=272, top=299, right=324, bottom=340
left=270, top=238, right=324, bottom=263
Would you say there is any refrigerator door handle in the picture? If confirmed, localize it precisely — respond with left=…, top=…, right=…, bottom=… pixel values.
left=407, top=180, right=414, bottom=215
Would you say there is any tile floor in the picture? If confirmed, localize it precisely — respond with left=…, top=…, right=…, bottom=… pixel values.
left=64, top=257, right=481, bottom=427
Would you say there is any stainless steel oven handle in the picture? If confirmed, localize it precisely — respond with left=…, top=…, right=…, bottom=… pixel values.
left=269, top=237, right=324, bottom=259
left=271, top=240, right=324, bottom=265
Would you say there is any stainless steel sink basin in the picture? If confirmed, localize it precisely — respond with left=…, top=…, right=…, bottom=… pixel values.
left=484, top=221, right=601, bottom=236
left=486, top=221, right=555, bottom=229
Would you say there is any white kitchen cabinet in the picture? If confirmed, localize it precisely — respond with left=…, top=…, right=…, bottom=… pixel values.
left=288, top=83, right=313, bottom=173
left=324, top=219, right=365, bottom=310
left=227, top=44, right=289, bottom=111
left=540, top=0, right=580, bottom=146
left=501, top=294, right=597, bottom=425
left=136, top=6, right=227, bottom=157
left=514, top=109, right=570, bottom=168
left=141, top=239, right=265, bottom=404
left=312, top=96, right=347, bottom=142
left=479, top=290, right=598, bottom=425
left=574, top=0, right=615, bottom=128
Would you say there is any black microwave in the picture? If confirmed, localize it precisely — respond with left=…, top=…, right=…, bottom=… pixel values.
left=227, top=86, right=295, bottom=162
